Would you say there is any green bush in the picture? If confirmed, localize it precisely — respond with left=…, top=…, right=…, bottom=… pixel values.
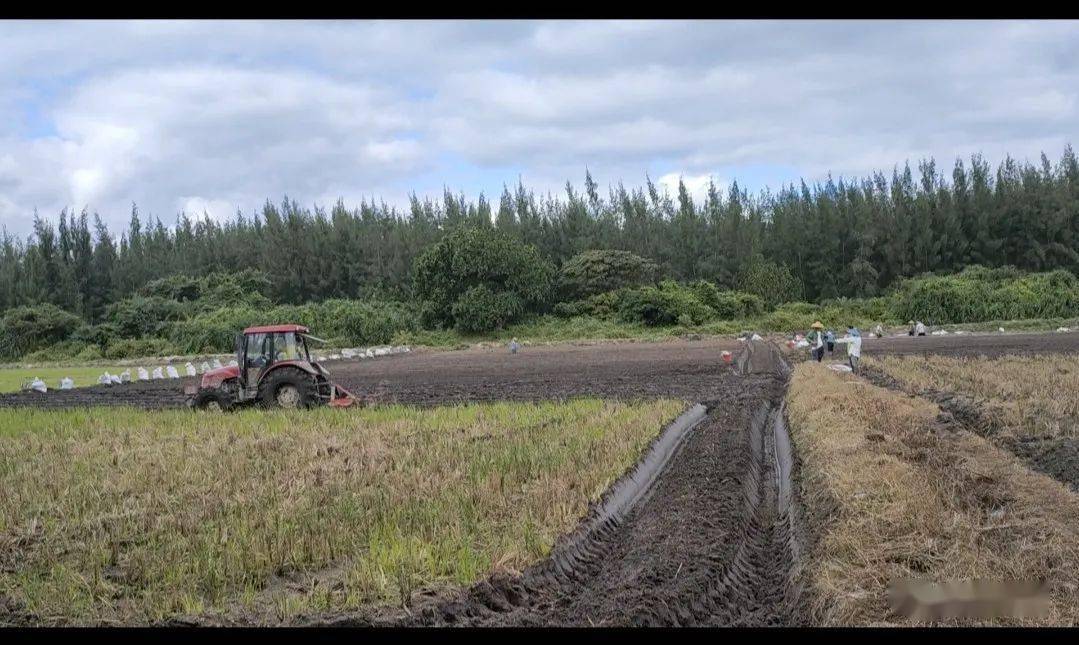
left=76, top=344, right=104, bottom=361
left=687, top=281, right=763, bottom=319
left=321, top=299, right=418, bottom=346
left=617, top=282, right=713, bottom=326
left=819, top=296, right=891, bottom=323
left=23, top=340, right=96, bottom=363
left=103, top=338, right=178, bottom=360
left=559, top=249, right=658, bottom=300
left=738, top=260, right=804, bottom=308
left=106, top=296, right=187, bottom=338
left=71, top=323, right=121, bottom=349
left=552, top=291, right=624, bottom=319
left=451, top=285, right=524, bottom=334
left=167, top=306, right=265, bottom=354
left=0, top=303, right=83, bottom=360
left=138, top=274, right=203, bottom=302
left=413, top=227, right=555, bottom=329
left=888, top=266, right=1079, bottom=324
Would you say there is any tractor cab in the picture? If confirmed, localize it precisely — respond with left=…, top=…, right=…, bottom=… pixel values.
left=187, top=323, right=357, bottom=410
left=236, top=325, right=315, bottom=393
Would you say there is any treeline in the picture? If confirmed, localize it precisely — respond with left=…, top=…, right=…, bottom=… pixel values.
left=2, top=147, right=1079, bottom=323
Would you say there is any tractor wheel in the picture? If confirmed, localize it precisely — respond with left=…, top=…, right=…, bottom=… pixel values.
left=192, top=388, right=234, bottom=412
left=258, top=367, right=319, bottom=410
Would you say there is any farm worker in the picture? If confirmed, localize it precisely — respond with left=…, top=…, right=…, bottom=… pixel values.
left=509, top=337, right=520, bottom=354
left=908, top=320, right=916, bottom=336
left=916, top=321, right=926, bottom=336
left=835, top=326, right=863, bottom=373
left=874, top=323, right=884, bottom=338
left=807, top=321, right=825, bottom=362
left=824, top=329, right=836, bottom=354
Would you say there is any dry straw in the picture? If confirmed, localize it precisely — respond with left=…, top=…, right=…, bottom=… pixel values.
left=787, top=363, right=1079, bottom=626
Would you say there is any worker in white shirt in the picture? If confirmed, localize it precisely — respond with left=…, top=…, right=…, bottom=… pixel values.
left=807, top=321, right=826, bottom=362
left=835, top=325, right=863, bottom=373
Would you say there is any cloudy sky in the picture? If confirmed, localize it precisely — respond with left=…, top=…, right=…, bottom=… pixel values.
left=1, top=20, right=1077, bottom=235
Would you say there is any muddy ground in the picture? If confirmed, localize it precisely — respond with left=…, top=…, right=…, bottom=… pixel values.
left=861, top=331, right=1079, bottom=358
left=0, top=339, right=745, bottom=410
left=4, top=332, right=1079, bottom=626
left=4, top=332, right=1079, bottom=411
left=292, top=341, right=809, bottom=627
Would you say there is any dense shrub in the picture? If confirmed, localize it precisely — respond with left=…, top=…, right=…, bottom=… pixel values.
left=103, top=338, right=178, bottom=360
left=552, top=291, right=625, bottom=319
left=761, top=301, right=877, bottom=332
left=24, top=340, right=97, bottom=363
left=819, top=296, right=891, bottom=323
left=888, top=266, right=1079, bottom=324
left=138, top=274, right=203, bottom=302
left=559, top=250, right=658, bottom=300
left=413, top=227, right=555, bottom=330
left=618, top=281, right=713, bottom=326
left=106, top=296, right=186, bottom=338
left=738, top=260, right=804, bottom=308
left=0, top=304, right=83, bottom=360
left=71, top=323, right=121, bottom=349
left=687, top=281, right=764, bottom=319
left=167, top=306, right=265, bottom=354
left=451, top=285, right=523, bottom=334
left=321, top=299, right=418, bottom=345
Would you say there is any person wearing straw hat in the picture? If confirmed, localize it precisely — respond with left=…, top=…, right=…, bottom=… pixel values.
left=807, top=321, right=826, bottom=362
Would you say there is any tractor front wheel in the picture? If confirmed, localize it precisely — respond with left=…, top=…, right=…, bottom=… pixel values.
left=258, top=367, right=319, bottom=409
left=192, top=388, right=234, bottom=412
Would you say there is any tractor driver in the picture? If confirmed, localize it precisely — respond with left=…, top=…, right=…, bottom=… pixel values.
left=273, top=332, right=304, bottom=361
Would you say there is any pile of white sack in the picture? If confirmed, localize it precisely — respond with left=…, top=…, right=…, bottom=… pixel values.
left=317, top=346, right=411, bottom=362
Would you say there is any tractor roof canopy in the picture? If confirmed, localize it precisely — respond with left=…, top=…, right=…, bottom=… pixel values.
left=243, top=324, right=310, bottom=335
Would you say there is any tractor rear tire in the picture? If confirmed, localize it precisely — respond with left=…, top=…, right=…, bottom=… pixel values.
left=192, top=388, right=234, bottom=412
left=258, top=367, right=319, bottom=410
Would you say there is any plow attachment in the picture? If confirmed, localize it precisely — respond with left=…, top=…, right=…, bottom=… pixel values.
left=327, top=381, right=359, bottom=408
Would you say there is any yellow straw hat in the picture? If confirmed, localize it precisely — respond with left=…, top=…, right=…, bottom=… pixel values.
left=811, top=321, right=824, bottom=329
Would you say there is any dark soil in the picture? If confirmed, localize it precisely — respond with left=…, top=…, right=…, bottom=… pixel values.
left=862, top=331, right=1079, bottom=358
left=0, top=377, right=199, bottom=410
left=6, top=332, right=1078, bottom=412
left=0, top=339, right=746, bottom=410
left=1004, top=437, right=1079, bottom=493
left=298, top=341, right=809, bottom=627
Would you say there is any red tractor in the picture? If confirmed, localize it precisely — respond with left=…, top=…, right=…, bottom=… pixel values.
left=185, top=324, right=357, bottom=411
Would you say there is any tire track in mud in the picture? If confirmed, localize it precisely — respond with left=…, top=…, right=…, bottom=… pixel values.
left=317, top=341, right=808, bottom=627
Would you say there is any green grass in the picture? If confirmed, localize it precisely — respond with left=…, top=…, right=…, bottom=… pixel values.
left=0, top=366, right=114, bottom=393
left=0, top=398, right=684, bottom=624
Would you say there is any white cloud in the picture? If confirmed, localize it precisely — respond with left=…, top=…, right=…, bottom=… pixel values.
left=0, top=20, right=1077, bottom=234
left=657, top=173, right=723, bottom=205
